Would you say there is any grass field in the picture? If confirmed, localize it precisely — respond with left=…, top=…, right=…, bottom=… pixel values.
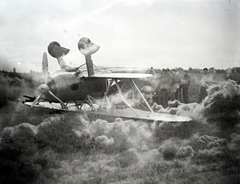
left=0, top=74, right=240, bottom=184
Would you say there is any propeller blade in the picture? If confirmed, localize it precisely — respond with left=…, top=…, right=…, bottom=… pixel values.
left=42, top=52, right=49, bottom=84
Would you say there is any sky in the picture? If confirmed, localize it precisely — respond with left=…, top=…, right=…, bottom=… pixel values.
left=0, top=0, right=239, bottom=73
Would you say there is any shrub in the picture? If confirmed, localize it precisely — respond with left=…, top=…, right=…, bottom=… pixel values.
left=159, top=143, right=178, bottom=161
left=115, top=149, right=139, bottom=167
left=36, top=115, right=94, bottom=153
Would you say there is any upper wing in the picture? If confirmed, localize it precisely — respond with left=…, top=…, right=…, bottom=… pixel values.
left=89, top=73, right=152, bottom=79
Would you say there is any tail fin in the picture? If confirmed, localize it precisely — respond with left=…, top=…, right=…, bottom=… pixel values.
left=78, top=37, right=100, bottom=76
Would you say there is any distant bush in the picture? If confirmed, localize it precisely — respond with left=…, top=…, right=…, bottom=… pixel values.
left=0, top=84, right=7, bottom=107
left=0, top=76, right=22, bottom=107
left=0, top=75, right=36, bottom=108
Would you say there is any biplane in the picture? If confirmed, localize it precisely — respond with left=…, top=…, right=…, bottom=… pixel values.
left=23, top=37, right=191, bottom=122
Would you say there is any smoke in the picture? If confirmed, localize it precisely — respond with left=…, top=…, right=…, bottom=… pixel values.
left=149, top=72, right=181, bottom=93
left=202, top=79, right=240, bottom=130
left=200, top=74, right=226, bottom=86
left=176, top=102, right=207, bottom=123
left=153, top=79, right=240, bottom=133
left=81, top=118, right=153, bottom=152
left=1, top=113, right=155, bottom=154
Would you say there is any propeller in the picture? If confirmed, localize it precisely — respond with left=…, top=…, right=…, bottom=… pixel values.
left=31, top=52, right=68, bottom=109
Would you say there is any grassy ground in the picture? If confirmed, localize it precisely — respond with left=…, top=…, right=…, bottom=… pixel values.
left=1, top=101, right=240, bottom=184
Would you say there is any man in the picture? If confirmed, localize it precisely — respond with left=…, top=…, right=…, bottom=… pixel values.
left=140, top=85, right=156, bottom=106
left=180, top=71, right=191, bottom=103
left=198, top=68, right=209, bottom=103
left=157, top=69, right=171, bottom=107
left=170, top=69, right=181, bottom=101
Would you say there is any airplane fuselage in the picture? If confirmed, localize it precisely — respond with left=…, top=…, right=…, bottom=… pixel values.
left=45, top=69, right=107, bottom=102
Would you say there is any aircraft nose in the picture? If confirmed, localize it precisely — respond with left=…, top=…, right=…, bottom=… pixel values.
left=37, top=84, right=49, bottom=94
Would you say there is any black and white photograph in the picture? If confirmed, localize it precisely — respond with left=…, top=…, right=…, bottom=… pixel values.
left=0, top=0, right=240, bottom=183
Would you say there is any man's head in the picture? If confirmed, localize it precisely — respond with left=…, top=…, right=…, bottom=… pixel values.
left=140, top=86, right=156, bottom=105
left=203, top=68, right=208, bottom=74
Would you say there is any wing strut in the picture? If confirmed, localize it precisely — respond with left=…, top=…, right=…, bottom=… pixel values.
left=130, top=79, right=154, bottom=113
left=101, top=79, right=114, bottom=107
left=114, top=79, right=139, bottom=117
left=101, top=78, right=139, bottom=116
left=100, top=77, right=154, bottom=116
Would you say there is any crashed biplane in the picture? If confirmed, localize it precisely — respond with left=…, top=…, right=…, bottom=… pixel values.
left=23, top=37, right=191, bottom=122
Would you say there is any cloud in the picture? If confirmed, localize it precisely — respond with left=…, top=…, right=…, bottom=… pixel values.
left=120, top=0, right=155, bottom=7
